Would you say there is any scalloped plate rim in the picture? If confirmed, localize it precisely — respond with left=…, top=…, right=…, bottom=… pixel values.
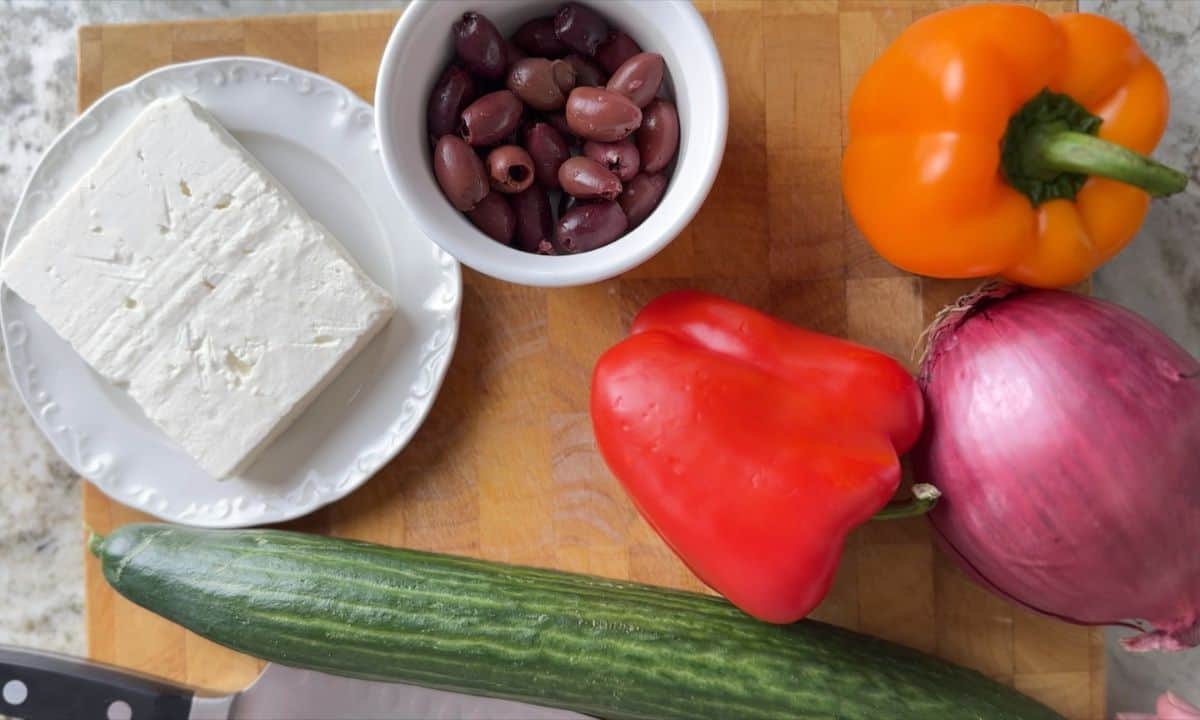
left=1, top=56, right=462, bottom=528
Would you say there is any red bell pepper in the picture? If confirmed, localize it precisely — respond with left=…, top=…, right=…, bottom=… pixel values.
left=590, top=290, right=925, bottom=623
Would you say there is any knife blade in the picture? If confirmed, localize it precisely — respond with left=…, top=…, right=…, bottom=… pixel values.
left=0, top=644, right=590, bottom=720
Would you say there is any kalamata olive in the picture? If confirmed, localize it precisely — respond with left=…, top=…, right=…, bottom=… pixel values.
left=501, top=113, right=534, bottom=148
left=638, top=99, right=679, bottom=173
left=427, top=65, right=477, bottom=140
left=558, top=190, right=578, bottom=218
left=487, top=145, right=535, bottom=194
left=433, top=135, right=489, bottom=212
left=510, top=184, right=555, bottom=254
left=606, top=52, right=664, bottom=108
left=558, top=156, right=622, bottom=201
left=552, top=61, right=578, bottom=96
left=555, top=201, right=628, bottom=253
left=504, top=41, right=527, bottom=70
left=467, top=192, right=516, bottom=244
left=565, top=87, right=641, bottom=142
left=460, top=90, right=524, bottom=146
left=562, top=53, right=607, bottom=87
left=594, top=31, right=642, bottom=75
left=554, top=2, right=609, bottom=56
left=513, top=16, right=569, bottom=58
left=523, top=122, right=571, bottom=189
left=453, top=12, right=506, bottom=80
left=583, top=138, right=639, bottom=182
left=506, top=58, right=576, bottom=112
left=545, top=112, right=579, bottom=143
left=618, top=172, right=668, bottom=228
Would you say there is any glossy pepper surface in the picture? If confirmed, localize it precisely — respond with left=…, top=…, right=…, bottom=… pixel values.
left=843, top=4, right=1187, bottom=289
left=590, top=291, right=924, bottom=623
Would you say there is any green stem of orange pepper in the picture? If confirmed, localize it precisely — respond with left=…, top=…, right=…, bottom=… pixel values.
left=1001, top=89, right=1188, bottom=206
left=1031, top=129, right=1188, bottom=198
left=873, top=483, right=941, bottom=520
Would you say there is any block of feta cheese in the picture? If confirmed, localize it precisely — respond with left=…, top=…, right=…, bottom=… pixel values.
left=0, top=96, right=395, bottom=478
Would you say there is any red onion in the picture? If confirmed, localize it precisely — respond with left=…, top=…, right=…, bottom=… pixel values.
left=916, top=285, right=1200, bottom=652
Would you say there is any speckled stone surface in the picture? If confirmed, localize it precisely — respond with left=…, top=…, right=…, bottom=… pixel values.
left=0, top=0, right=1196, bottom=714
left=1079, top=1, right=1200, bottom=715
left=1087, top=0, right=1200, bottom=358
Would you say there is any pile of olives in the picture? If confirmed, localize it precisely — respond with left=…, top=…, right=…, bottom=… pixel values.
left=428, top=3, right=679, bottom=255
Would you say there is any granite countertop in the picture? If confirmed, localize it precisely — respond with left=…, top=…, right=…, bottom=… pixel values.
left=0, top=0, right=1196, bottom=715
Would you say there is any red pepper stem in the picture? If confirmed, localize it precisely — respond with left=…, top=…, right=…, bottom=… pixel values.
left=872, top=483, right=941, bottom=520
left=1031, top=129, right=1188, bottom=198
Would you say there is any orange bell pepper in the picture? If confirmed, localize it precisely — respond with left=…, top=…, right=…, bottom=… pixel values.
left=843, top=4, right=1187, bottom=289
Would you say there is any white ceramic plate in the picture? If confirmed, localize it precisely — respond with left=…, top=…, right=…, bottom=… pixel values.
left=1, top=57, right=461, bottom=528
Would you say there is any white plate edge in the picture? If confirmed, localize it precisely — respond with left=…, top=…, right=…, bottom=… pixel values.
left=0, top=55, right=463, bottom=527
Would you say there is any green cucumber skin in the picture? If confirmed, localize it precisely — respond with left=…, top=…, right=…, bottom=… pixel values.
left=94, top=524, right=1061, bottom=720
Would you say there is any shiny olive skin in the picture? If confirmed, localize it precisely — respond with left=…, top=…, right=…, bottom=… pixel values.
left=545, top=112, right=579, bottom=143
left=513, top=17, right=569, bottom=58
left=606, top=52, right=664, bottom=108
left=562, top=53, right=607, bottom=87
left=618, top=172, right=668, bottom=228
left=504, top=41, right=527, bottom=70
left=460, top=90, right=524, bottom=146
left=565, top=87, right=641, bottom=142
left=551, top=61, right=577, bottom=96
left=555, top=201, right=628, bottom=253
left=637, top=99, right=679, bottom=173
left=558, top=190, right=578, bottom=218
left=428, top=65, right=477, bottom=140
left=510, top=184, right=555, bottom=254
left=500, top=114, right=534, bottom=148
left=595, top=31, right=642, bottom=75
left=583, top=138, right=639, bottom=182
left=487, top=145, right=535, bottom=194
left=553, top=2, right=609, bottom=56
left=467, top=192, right=516, bottom=244
left=506, top=58, right=576, bottom=112
left=523, top=122, right=571, bottom=190
left=453, top=12, right=506, bottom=80
left=433, top=135, right=489, bottom=212
left=558, top=156, right=622, bottom=201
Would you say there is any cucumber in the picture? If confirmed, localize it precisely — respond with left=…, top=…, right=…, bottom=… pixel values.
left=92, top=524, right=1061, bottom=720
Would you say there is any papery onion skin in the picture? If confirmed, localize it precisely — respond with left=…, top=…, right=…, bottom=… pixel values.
left=915, top=285, right=1200, bottom=652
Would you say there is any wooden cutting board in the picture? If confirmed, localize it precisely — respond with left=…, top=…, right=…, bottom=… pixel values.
left=79, top=3, right=1102, bottom=717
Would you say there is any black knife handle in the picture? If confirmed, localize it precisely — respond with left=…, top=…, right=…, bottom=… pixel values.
left=0, top=645, right=194, bottom=720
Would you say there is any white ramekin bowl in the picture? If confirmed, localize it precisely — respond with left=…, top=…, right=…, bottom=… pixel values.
left=376, top=0, right=727, bottom=287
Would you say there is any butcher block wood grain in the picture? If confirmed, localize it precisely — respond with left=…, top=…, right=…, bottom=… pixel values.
left=80, top=3, right=1103, bottom=717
